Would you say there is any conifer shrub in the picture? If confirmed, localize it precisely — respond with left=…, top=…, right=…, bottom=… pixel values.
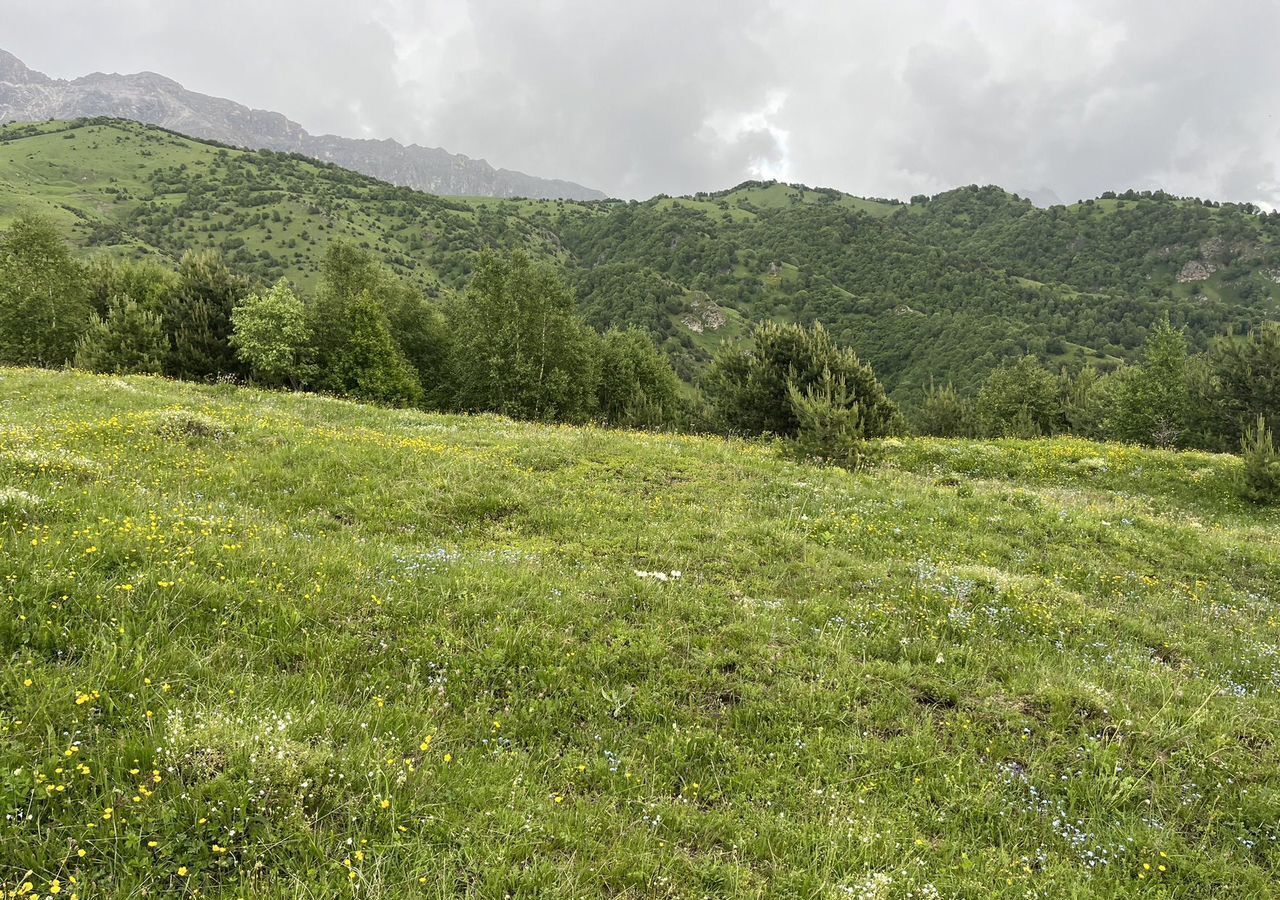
left=1241, top=414, right=1280, bottom=505
left=786, top=369, right=883, bottom=471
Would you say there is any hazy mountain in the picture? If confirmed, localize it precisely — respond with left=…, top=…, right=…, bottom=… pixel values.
left=0, top=49, right=605, bottom=201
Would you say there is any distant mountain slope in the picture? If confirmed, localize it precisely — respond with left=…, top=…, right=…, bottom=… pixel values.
left=0, top=49, right=606, bottom=201
left=0, top=118, right=596, bottom=296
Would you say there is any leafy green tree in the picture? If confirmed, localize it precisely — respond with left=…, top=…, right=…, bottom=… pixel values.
left=165, top=249, right=249, bottom=379
left=596, top=329, right=683, bottom=429
left=914, top=381, right=977, bottom=437
left=310, top=241, right=448, bottom=404
left=1107, top=320, right=1191, bottom=447
left=382, top=280, right=452, bottom=408
left=230, top=279, right=313, bottom=388
left=446, top=251, right=600, bottom=422
left=976, top=356, right=1062, bottom=437
left=318, top=290, right=423, bottom=405
left=706, top=321, right=898, bottom=437
left=74, top=295, right=168, bottom=375
left=0, top=215, right=90, bottom=366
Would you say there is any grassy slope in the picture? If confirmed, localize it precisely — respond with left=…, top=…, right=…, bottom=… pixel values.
left=0, top=119, right=593, bottom=294
left=2, top=368, right=1278, bottom=897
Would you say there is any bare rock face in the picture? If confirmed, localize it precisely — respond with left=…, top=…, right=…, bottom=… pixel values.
left=0, top=49, right=605, bottom=201
left=680, top=294, right=727, bottom=333
left=1177, top=260, right=1218, bottom=283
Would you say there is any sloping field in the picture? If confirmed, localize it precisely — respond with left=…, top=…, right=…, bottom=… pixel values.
left=2, top=368, right=1278, bottom=897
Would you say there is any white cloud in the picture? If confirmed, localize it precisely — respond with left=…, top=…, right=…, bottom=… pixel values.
left=2, top=0, right=1277, bottom=205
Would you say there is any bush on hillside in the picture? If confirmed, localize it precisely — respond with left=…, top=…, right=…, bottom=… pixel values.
left=786, top=369, right=883, bottom=470
left=706, top=321, right=899, bottom=438
left=914, top=381, right=977, bottom=437
left=1241, top=414, right=1280, bottom=505
left=976, top=356, right=1062, bottom=437
left=74, top=295, right=168, bottom=375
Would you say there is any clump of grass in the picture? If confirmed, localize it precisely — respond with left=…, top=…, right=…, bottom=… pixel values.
left=0, top=486, right=42, bottom=520
left=154, top=409, right=232, bottom=442
left=1, top=447, right=101, bottom=479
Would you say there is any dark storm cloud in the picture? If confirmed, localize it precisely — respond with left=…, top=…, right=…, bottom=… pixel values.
left=2, top=0, right=1277, bottom=205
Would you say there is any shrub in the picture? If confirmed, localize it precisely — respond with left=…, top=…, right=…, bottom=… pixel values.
left=1241, top=414, right=1280, bottom=505
left=976, top=356, right=1062, bottom=438
left=0, top=487, right=43, bottom=521
left=914, top=381, right=977, bottom=437
left=707, top=321, right=898, bottom=438
left=155, top=410, right=232, bottom=442
left=596, top=329, right=683, bottom=429
left=74, top=295, right=168, bottom=375
left=786, top=369, right=882, bottom=471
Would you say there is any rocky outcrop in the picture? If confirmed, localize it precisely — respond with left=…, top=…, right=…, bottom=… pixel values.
left=0, top=49, right=605, bottom=201
left=680, top=294, right=727, bottom=333
left=1177, top=260, right=1218, bottom=283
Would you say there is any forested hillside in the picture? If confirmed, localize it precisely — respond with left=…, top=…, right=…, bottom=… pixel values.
left=561, top=183, right=1280, bottom=398
left=3, top=118, right=1279, bottom=401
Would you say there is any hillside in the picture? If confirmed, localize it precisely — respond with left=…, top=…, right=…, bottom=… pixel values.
left=2, top=367, right=1279, bottom=896
left=0, top=49, right=605, bottom=201
left=2, top=119, right=1279, bottom=401
left=0, top=118, right=587, bottom=296
left=561, top=183, right=1280, bottom=399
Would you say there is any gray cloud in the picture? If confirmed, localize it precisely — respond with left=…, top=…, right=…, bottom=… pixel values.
left=2, top=0, right=1278, bottom=205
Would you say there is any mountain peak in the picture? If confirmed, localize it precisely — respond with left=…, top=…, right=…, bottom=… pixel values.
left=0, top=49, right=51, bottom=86
left=0, top=47, right=604, bottom=201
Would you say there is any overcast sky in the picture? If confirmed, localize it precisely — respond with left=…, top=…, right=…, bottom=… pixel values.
left=4, top=0, right=1279, bottom=206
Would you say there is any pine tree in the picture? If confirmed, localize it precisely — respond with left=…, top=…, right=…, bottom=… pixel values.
left=74, top=295, right=168, bottom=375
left=165, top=249, right=249, bottom=380
left=915, top=381, right=977, bottom=437
left=1241, top=414, right=1280, bottom=505
left=706, top=321, right=898, bottom=438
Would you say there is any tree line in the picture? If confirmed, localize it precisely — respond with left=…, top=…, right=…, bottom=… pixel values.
left=0, top=215, right=686, bottom=430
left=1, top=213, right=1276, bottom=502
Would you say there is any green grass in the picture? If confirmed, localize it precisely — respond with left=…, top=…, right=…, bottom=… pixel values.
left=2, top=368, right=1279, bottom=897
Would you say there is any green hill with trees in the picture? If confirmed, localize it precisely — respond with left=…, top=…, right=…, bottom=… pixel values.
left=4, top=118, right=1278, bottom=406
left=4, top=115, right=1280, bottom=897
left=3, top=117, right=1280, bottom=463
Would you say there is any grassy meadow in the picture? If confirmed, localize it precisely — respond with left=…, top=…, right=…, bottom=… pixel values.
left=2, top=368, right=1279, bottom=897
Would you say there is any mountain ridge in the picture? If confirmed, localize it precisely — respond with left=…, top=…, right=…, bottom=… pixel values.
left=0, top=48, right=606, bottom=201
